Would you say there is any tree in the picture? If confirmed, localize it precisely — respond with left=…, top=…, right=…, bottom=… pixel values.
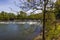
left=55, top=0, right=60, bottom=19
left=15, top=0, right=56, bottom=40
left=17, top=11, right=27, bottom=20
left=28, top=13, right=42, bottom=20
left=8, top=13, right=16, bottom=21
left=0, top=11, right=9, bottom=21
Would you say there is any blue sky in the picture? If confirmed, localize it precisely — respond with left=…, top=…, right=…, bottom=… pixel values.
left=0, top=0, right=56, bottom=14
left=0, top=0, right=41, bottom=14
left=0, top=0, right=20, bottom=13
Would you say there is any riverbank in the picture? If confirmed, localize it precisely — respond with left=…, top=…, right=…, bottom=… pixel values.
left=33, top=32, right=43, bottom=40
left=0, top=20, right=41, bottom=22
left=0, top=21, right=42, bottom=25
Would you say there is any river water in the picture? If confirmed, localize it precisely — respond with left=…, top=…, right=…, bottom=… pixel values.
left=0, top=22, right=42, bottom=40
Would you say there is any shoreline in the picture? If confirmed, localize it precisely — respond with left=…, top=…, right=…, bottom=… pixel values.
left=0, top=21, right=41, bottom=25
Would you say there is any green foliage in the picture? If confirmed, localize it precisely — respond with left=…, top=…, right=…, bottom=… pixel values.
left=40, top=0, right=60, bottom=40
left=44, top=8, right=59, bottom=40
left=0, top=11, right=16, bottom=21
left=28, top=13, right=42, bottom=20
left=45, top=24, right=60, bottom=40
left=8, top=13, right=16, bottom=20
left=0, top=11, right=9, bottom=21
left=17, top=11, right=27, bottom=20
left=0, top=11, right=42, bottom=21
left=55, top=0, right=60, bottom=19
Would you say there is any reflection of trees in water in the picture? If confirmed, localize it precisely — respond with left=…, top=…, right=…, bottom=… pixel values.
left=19, top=24, right=41, bottom=40
left=0, top=24, right=41, bottom=40
left=20, top=25, right=36, bottom=35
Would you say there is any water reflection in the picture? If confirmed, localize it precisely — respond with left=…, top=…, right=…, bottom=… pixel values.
left=0, top=23, right=42, bottom=40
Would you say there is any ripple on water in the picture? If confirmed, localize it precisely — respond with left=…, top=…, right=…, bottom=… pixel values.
left=0, top=23, right=42, bottom=40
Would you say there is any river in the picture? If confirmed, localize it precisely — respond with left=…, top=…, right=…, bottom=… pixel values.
left=0, top=22, right=42, bottom=40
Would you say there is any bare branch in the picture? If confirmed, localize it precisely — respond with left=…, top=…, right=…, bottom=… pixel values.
left=9, top=7, right=19, bottom=14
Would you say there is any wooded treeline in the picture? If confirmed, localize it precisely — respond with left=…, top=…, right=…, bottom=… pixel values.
left=0, top=11, right=42, bottom=21
left=0, top=9, right=60, bottom=21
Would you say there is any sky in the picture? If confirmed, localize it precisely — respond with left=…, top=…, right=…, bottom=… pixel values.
left=0, top=0, right=56, bottom=14
left=0, top=0, right=20, bottom=14
left=0, top=0, right=42, bottom=14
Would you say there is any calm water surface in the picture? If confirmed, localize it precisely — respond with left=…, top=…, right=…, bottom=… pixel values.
left=0, top=23, right=42, bottom=40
